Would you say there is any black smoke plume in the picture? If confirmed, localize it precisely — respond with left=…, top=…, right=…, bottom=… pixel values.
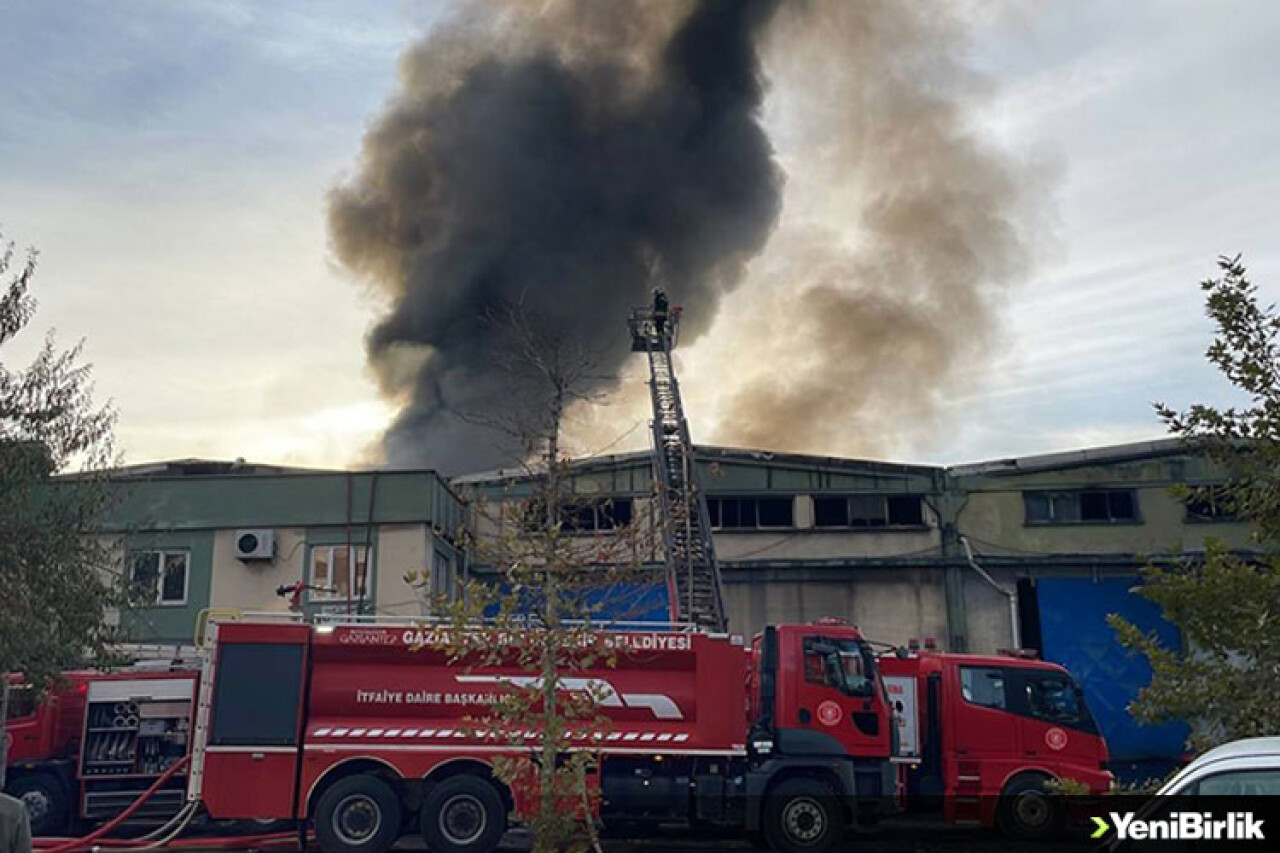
left=330, top=0, right=784, bottom=473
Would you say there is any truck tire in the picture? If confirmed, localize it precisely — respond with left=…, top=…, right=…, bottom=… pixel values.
left=763, top=778, right=844, bottom=853
left=996, top=775, right=1065, bottom=840
left=314, top=775, right=403, bottom=853
left=8, top=773, right=70, bottom=837
left=420, top=775, right=506, bottom=853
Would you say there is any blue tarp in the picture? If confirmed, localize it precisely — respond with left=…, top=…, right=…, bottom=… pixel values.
left=1036, top=576, right=1189, bottom=781
left=483, top=581, right=671, bottom=626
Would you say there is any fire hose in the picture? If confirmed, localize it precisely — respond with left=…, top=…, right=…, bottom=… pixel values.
left=32, top=757, right=304, bottom=852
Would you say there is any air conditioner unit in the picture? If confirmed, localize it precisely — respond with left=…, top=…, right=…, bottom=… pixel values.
left=233, top=529, right=275, bottom=561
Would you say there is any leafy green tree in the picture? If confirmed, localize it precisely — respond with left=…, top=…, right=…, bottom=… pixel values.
left=1, top=234, right=122, bottom=696
left=1110, top=254, right=1280, bottom=749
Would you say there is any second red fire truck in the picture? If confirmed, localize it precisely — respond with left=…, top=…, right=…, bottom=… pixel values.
left=880, top=643, right=1113, bottom=839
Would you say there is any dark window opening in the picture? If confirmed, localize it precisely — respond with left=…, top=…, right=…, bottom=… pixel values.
left=707, top=496, right=794, bottom=529
left=1023, top=490, right=1138, bottom=525
left=887, top=495, right=924, bottom=525
left=1016, top=578, right=1043, bottom=655
left=813, top=495, right=925, bottom=529
left=1185, top=486, right=1238, bottom=522
left=520, top=498, right=634, bottom=533
left=814, top=497, right=849, bottom=527
left=757, top=498, right=792, bottom=527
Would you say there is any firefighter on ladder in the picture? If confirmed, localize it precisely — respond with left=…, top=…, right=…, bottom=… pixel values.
left=652, top=287, right=669, bottom=338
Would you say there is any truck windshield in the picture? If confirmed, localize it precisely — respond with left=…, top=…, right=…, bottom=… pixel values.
left=1024, top=672, right=1092, bottom=728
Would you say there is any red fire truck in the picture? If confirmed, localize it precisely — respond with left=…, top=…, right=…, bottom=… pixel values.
left=4, top=667, right=198, bottom=836
left=879, top=645, right=1113, bottom=839
left=187, top=616, right=895, bottom=853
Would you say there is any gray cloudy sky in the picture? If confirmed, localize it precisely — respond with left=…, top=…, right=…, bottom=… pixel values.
left=1, top=0, right=1277, bottom=470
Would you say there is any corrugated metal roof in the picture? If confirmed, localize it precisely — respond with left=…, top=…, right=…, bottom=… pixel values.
left=947, top=437, right=1186, bottom=477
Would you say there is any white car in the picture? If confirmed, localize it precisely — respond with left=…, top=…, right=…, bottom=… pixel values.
left=1153, top=736, right=1280, bottom=795
left=1102, top=738, right=1280, bottom=851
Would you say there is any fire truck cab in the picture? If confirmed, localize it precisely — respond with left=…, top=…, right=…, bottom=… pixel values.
left=879, top=647, right=1113, bottom=838
left=4, top=672, right=92, bottom=835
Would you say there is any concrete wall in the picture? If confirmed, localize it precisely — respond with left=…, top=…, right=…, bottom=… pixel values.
left=960, top=567, right=1020, bottom=654
left=375, top=524, right=432, bottom=617
left=208, top=527, right=304, bottom=616
left=724, top=567, right=950, bottom=647
left=956, top=456, right=1256, bottom=556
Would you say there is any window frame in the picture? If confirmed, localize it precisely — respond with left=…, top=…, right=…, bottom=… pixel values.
left=308, top=544, right=371, bottom=603
left=1183, top=485, right=1240, bottom=523
left=562, top=498, right=634, bottom=534
left=127, top=549, right=190, bottom=607
left=1023, top=489, right=1141, bottom=526
left=811, top=494, right=926, bottom=530
left=706, top=496, right=795, bottom=530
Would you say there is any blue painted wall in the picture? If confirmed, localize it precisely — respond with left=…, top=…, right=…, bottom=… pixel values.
left=1037, top=576, right=1189, bottom=784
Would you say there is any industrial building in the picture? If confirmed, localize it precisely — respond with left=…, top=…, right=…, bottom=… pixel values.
left=457, top=437, right=1249, bottom=781
left=91, top=438, right=1249, bottom=780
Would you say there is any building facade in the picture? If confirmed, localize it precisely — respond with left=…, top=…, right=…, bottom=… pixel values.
left=97, top=460, right=465, bottom=646
left=93, top=441, right=1249, bottom=780
left=459, top=439, right=1254, bottom=780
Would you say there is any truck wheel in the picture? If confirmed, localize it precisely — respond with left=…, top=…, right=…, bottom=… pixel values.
left=996, top=775, right=1065, bottom=840
left=420, top=775, right=506, bottom=853
left=314, top=775, right=403, bottom=853
left=764, top=778, right=844, bottom=853
left=8, top=773, right=69, bottom=837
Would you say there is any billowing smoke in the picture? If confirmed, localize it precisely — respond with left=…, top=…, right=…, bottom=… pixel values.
left=699, top=1, right=1041, bottom=457
left=565, top=1, right=1045, bottom=461
left=330, top=0, right=784, bottom=472
left=334, top=0, right=1045, bottom=472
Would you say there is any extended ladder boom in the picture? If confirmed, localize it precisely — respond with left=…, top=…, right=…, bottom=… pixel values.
left=628, top=297, right=727, bottom=633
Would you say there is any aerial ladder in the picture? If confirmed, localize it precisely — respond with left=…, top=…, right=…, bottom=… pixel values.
left=628, top=291, right=728, bottom=632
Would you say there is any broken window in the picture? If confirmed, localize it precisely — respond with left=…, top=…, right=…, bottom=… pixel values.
left=707, top=496, right=794, bottom=529
left=309, top=545, right=370, bottom=601
left=1023, top=490, right=1139, bottom=524
left=813, top=495, right=925, bottom=528
left=560, top=498, right=634, bottom=533
left=1184, top=486, right=1239, bottom=522
left=127, top=549, right=189, bottom=606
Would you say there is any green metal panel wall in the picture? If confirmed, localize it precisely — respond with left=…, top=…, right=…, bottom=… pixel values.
left=101, top=471, right=461, bottom=532
left=119, top=529, right=214, bottom=644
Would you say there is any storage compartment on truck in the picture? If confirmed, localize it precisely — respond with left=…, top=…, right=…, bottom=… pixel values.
left=80, top=678, right=195, bottom=778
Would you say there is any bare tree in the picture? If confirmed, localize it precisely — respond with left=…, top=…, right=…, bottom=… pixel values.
left=407, top=302, right=662, bottom=853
